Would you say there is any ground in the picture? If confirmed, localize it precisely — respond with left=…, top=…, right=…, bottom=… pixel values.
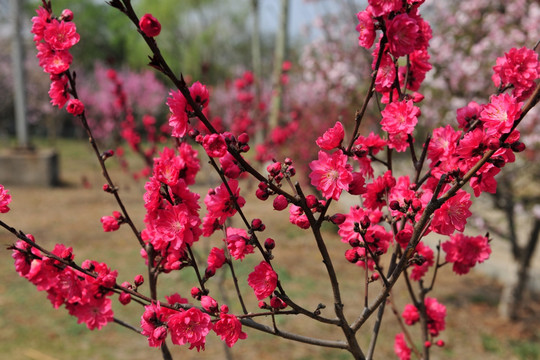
left=0, top=139, right=539, bottom=360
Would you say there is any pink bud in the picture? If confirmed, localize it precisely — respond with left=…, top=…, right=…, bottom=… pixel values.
left=112, top=211, right=122, bottom=219
left=153, top=326, right=168, bottom=341
left=238, top=132, right=249, bottom=144
left=61, top=9, right=74, bottom=21
left=273, top=195, right=288, bottom=211
left=411, top=199, right=422, bottom=212
left=436, top=340, right=445, bottom=347
left=345, top=249, right=359, bottom=263
left=305, top=195, right=318, bottom=209
left=119, top=292, right=131, bottom=305
left=201, top=296, right=219, bottom=313
left=191, top=287, right=202, bottom=299
left=66, top=99, right=85, bottom=116
left=256, top=188, right=269, bottom=200
left=134, top=274, right=144, bottom=286
left=258, top=301, right=268, bottom=309
left=251, top=218, right=265, bottom=231
left=424, top=341, right=432, bottom=348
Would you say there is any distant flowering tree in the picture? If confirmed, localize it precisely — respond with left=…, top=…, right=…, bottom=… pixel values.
left=2, top=1, right=540, bottom=360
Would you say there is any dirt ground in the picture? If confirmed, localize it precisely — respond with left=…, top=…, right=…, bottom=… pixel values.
left=0, top=139, right=539, bottom=360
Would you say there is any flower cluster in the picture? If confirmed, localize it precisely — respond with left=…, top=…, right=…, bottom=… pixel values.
left=11, top=238, right=115, bottom=330
left=31, top=5, right=83, bottom=114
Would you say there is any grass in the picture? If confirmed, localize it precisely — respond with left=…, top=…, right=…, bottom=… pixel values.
left=0, top=137, right=539, bottom=359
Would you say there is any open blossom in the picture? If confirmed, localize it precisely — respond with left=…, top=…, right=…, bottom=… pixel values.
left=139, top=13, right=161, bottom=37
left=427, top=125, right=462, bottom=164
left=207, top=247, right=226, bottom=271
left=394, top=333, right=412, bottom=360
left=0, top=184, right=11, bottom=213
left=66, top=297, right=114, bottom=330
left=442, top=233, right=491, bottom=275
left=168, top=308, right=213, bottom=351
left=431, top=190, right=472, bottom=235
left=202, top=134, right=227, bottom=157
left=36, top=42, right=73, bottom=75
left=356, top=10, right=375, bottom=49
left=141, top=302, right=175, bottom=347
left=309, top=150, right=353, bottom=201
left=248, top=261, right=278, bottom=300
left=204, top=179, right=245, bottom=225
left=425, top=297, right=446, bottom=336
left=368, top=0, right=402, bottom=17
left=31, top=6, right=51, bottom=42
left=410, top=241, right=434, bottom=280
left=213, top=313, right=247, bottom=347
left=43, top=19, right=80, bottom=50
left=402, top=304, right=419, bottom=325
left=386, top=13, right=419, bottom=58
left=381, top=100, right=420, bottom=135
left=166, top=90, right=189, bottom=137
left=480, top=93, right=522, bottom=137
left=225, top=227, right=254, bottom=261
left=492, top=46, right=540, bottom=101
left=316, top=121, right=345, bottom=150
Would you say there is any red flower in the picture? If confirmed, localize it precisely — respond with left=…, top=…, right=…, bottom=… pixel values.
left=207, top=247, right=226, bottom=271
left=442, top=233, right=491, bottom=275
left=100, top=215, right=119, bottom=232
left=248, top=261, right=278, bottom=300
left=431, top=190, right=472, bottom=235
left=66, top=296, right=114, bottom=330
left=394, top=333, right=412, bottom=360
left=43, top=19, right=80, bottom=50
left=166, top=90, right=189, bottom=137
left=402, top=304, right=419, bottom=325
left=213, top=313, right=247, bottom=347
left=368, top=0, right=402, bottom=17
left=316, top=121, right=345, bottom=150
left=168, top=308, right=213, bottom=351
left=381, top=100, right=420, bottom=135
left=0, top=184, right=11, bottom=213
left=139, top=13, right=161, bottom=37
left=492, top=47, right=540, bottom=101
left=48, top=76, right=70, bottom=108
left=140, top=302, right=175, bottom=347
left=225, top=227, right=254, bottom=261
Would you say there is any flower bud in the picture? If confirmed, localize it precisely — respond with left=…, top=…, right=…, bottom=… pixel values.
left=256, top=188, right=269, bottom=201
left=220, top=304, right=229, bottom=314
left=238, top=132, right=249, bottom=144
left=360, top=215, right=371, bottom=229
left=139, top=13, right=161, bottom=37
left=264, top=238, right=275, bottom=250
left=330, top=213, right=346, bottom=225
left=153, top=326, right=168, bottom=341
left=424, top=341, right=432, bottom=348
left=345, top=248, right=359, bottom=263
left=191, top=287, right=202, bottom=300
left=389, top=200, right=401, bottom=211
left=251, top=218, right=265, bottom=231
left=436, top=340, right=445, bottom=347
left=511, top=141, right=526, bottom=152
left=201, top=295, right=219, bottom=313
left=270, top=296, right=287, bottom=310
left=411, top=199, right=422, bottom=212
left=61, top=9, right=74, bottom=21
left=273, top=195, right=288, bottom=211
left=134, top=274, right=144, bottom=286
left=305, top=195, right=318, bottom=209
left=267, top=162, right=282, bottom=176
left=119, top=292, right=131, bottom=305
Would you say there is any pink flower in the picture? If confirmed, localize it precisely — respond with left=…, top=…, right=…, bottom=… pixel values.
left=43, top=19, right=80, bottom=50
left=316, top=121, right=345, bottom=150
left=373, top=50, right=396, bottom=92
left=140, top=302, right=175, bottom=347
left=427, top=125, right=461, bottom=164
left=139, top=13, right=161, bottom=37
left=31, top=7, right=51, bottom=43
left=442, top=233, right=491, bottom=275
left=402, top=304, right=419, bottom=325
left=225, top=227, right=254, bottom=261
left=166, top=90, right=189, bottom=137
left=213, top=313, right=247, bottom=347
left=386, top=13, right=418, bottom=58
left=168, top=308, right=213, bottom=351
left=309, top=150, right=353, bottom=201
left=456, top=101, right=482, bottom=131
left=480, top=93, right=522, bottom=137
left=425, top=297, right=446, bottom=336
left=66, top=296, right=114, bottom=330
left=248, top=261, right=278, bottom=300
left=368, top=0, right=402, bottom=17
left=36, top=43, right=73, bottom=75
left=394, top=333, right=412, bottom=360
left=381, top=100, right=420, bottom=135
left=204, top=179, right=245, bottom=225
left=0, top=184, right=11, bottom=213
left=66, top=99, right=84, bottom=115
left=431, top=190, right=472, bottom=235
left=48, top=76, right=70, bottom=108
left=100, top=215, right=119, bottom=232
left=202, top=134, right=227, bottom=157
left=356, top=11, right=376, bottom=49
left=200, top=295, right=218, bottom=313
left=492, top=47, right=540, bottom=101
left=207, top=247, right=226, bottom=271
left=363, top=170, right=396, bottom=210
left=410, top=242, right=434, bottom=281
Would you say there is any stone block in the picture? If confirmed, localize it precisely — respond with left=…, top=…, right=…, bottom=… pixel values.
left=0, top=148, right=59, bottom=187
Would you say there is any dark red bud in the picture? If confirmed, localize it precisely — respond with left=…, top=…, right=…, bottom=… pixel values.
left=511, top=141, right=526, bottom=152
left=134, top=274, right=144, bottom=286
left=360, top=215, right=371, bottom=229
left=389, top=200, right=401, bottom=211
left=273, top=195, right=288, bottom=211
left=330, top=213, right=346, bottom=225
left=264, top=238, right=275, bottom=250
left=238, top=132, right=249, bottom=144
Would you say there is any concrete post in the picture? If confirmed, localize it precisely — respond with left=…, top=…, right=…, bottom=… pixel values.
left=11, top=0, right=29, bottom=149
